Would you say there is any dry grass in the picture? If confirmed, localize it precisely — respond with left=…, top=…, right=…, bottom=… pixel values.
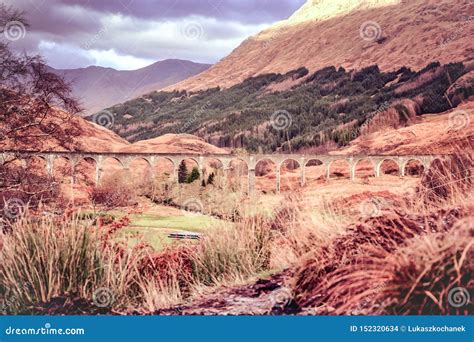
left=290, top=149, right=473, bottom=315
left=268, top=192, right=348, bottom=268
left=291, top=206, right=466, bottom=311
left=419, top=151, right=473, bottom=206
left=139, top=245, right=195, bottom=294
left=138, top=277, right=184, bottom=313
left=190, top=214, right=272, bottom=287
left=0, top=213, right=146, bottom=313
left=1, top=147, right=473, bottom=315
left=382, top=218, right=473, bottom=315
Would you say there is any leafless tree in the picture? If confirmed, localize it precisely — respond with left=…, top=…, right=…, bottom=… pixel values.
left=0, top=5, right=82, bottom=219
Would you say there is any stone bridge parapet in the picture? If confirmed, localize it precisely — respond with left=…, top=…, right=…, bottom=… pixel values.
left=0, top=150, right=446, bottom=195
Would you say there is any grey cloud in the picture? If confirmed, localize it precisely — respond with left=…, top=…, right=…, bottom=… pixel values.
left=2, top=0, right=305, bottom=69
left=58, top=0, right=304, bottom=24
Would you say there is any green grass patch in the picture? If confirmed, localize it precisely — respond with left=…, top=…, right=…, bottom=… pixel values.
left=129, top=213, right=220, bottom=232
left=116, top=212, right=224, bottom=251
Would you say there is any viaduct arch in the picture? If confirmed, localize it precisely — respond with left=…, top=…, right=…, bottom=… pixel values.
left=0, top=151, right=444, bottom=195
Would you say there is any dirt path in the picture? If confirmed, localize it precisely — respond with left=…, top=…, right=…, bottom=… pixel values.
left=152, top=270, right=299, bottom=315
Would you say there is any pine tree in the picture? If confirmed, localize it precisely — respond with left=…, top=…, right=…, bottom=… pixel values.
left=186, top=167, right=200, bottom=183
left=178, top=161, right=188, bottom=183
left=207, top=172, right=215, bottom=185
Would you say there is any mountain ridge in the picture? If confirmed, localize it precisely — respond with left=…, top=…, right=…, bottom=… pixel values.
left=52, top=59, right=211, bottom=115
left=165, top=0, right=473, bottom=91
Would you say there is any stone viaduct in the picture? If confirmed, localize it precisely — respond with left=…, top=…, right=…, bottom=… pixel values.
left=0, top=151, right=444, bottom=195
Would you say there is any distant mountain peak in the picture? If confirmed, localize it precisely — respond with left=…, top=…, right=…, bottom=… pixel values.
left=52, top=60, right=211, bottom=114
left=285, top=0, right=401, bottom=24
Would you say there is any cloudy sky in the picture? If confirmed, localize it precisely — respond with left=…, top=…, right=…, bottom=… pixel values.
left=4, top=0, right=305, bottom=70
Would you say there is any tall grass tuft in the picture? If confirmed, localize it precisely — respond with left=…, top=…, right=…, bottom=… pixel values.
left=419, top=150, right=473, bottom=206
left=191, top=214, right=272, bottom=287
left=384, top=218, right=473, bottom=314
left=0, top=213, right=144, bottom=313
left=308, top=215, right=473, bottom=315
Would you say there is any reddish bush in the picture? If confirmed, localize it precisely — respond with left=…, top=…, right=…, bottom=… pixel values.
left=139, top=245, right=195, bottom=293
left=88, top=184, right=132, bottom=210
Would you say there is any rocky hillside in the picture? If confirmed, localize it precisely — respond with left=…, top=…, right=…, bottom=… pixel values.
left=52, top=59, right=211, bottom=115
left=167, top=0, right=473, bottom=91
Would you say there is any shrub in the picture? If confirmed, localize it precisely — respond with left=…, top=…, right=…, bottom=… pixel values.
left=89, top=173, right=135, bottom=211
left=0, top=163, right=62, bottom=222
left=139, top=245, right=195, bottom=294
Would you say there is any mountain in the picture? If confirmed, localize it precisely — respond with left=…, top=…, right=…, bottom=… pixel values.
left=88, top=0, right=473, bottom=154
left=99, top=60, right=473, bottom=152
left=52, top=59, right=211, bottom=115
left=0, top=109, right=228, bottom=154
left=167, top=0, right=473, bottom=91
left=337, top=101, right=474, bottom=155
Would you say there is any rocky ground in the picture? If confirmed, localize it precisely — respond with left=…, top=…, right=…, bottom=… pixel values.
left=151, top=270, right=297, bottom=316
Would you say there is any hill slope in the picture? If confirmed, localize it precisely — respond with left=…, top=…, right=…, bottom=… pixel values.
left=119, top=134, right=228, bottom=154
left=168, top=0, right=473, bottom=91
left=337, top=100, right=474, bottom=155
left=0, top=111, right=129, bottom=152
left=100, top=59, right=473, bottom=153
left=0, top=112, right=227, bottom=154
left=52, top=59, right=211, bottom=115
